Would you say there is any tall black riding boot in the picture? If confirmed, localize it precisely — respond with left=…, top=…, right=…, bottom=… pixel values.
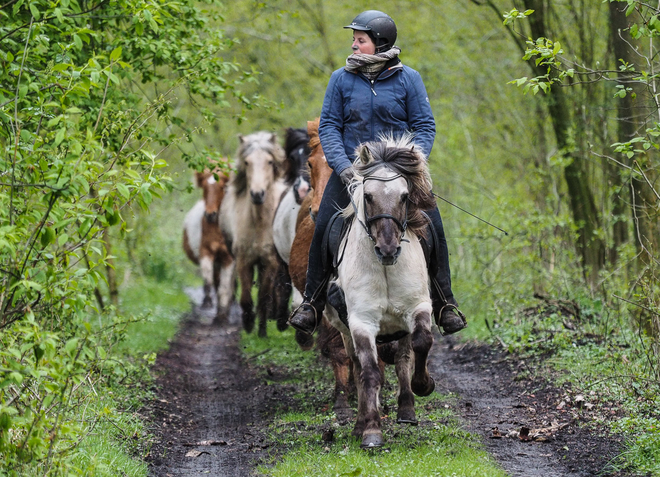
left=425, top=207, right=466, bottom=335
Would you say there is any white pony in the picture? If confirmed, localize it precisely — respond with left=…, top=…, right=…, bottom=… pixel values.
left=325, top=134, right=438, bottom=448
left=218, top=132, right=288, bottom=337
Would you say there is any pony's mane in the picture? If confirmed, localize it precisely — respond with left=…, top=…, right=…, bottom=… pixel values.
left=233, top=131, right=285, bottom=195
left=283, top=127, right=310, bottom=184
left=349, top=134, right=436, bottom=237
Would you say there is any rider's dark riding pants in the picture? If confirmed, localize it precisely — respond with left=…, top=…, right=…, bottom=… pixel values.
left=303, top=172, right=454, bottom=310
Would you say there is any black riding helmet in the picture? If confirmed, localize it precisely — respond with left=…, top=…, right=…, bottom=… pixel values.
left=344, top=10, right=397, bottom=53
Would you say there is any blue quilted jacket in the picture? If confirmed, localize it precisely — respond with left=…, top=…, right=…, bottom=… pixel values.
left=318, top=58, right=436, bottom=176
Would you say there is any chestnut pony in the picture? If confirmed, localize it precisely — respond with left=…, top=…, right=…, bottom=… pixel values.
left=288, top=119, right=355, bottom=422
left=182, top=166, right=232, bottom=311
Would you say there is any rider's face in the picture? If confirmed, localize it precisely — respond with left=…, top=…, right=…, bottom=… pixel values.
left=352, top=30, right=376, bottom=55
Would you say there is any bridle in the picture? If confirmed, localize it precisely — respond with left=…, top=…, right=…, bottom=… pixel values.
left=351, top=172, right=410, bottom=244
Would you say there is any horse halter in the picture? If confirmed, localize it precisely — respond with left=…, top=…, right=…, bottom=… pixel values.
left=353, top=173, right=410, bottom=243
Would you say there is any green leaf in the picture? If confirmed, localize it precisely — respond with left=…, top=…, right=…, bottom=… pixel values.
left=41, top=227, right=56, bottom=247
left=54, top=127, right=66, bottom=147
left=116, top=183, right=130, bottom=199
left=64, top=338, right=79, bottom=356
left=29, top=2, right=40, bottom=19
left=110, top=46, right=122, bottom=62
left=34, top=344, right=45, bottom=363
left=73, top=34, right=83, bottom=50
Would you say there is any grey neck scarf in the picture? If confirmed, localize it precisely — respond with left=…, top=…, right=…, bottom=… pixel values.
left=345, top=46, right=401, bottom=80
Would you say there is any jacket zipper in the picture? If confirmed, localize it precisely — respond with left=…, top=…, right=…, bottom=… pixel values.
left=370, top=79, right=377, bottom=96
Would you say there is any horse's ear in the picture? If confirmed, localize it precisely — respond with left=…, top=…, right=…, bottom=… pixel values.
left=356, top=144, right=373, bottom=166
left=269, top=133, right=278, bottom=145
left=238, top=134, right=245, bottom=144
left=194, top=171, right=205, bottom=188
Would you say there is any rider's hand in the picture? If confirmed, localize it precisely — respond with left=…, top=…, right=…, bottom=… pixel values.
left=340, top=166, right=355, bottom=186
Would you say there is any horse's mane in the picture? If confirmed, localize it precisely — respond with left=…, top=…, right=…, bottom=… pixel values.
left=233, top=131, right=285, bottom=195
left=307, top=118, right=321, bottom=154
left=283, top=127, right=310, bottom=184
left=350, top=134, right=436, bottom=237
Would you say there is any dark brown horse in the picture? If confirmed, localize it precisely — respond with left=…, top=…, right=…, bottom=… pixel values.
left=182, top=166, right=233, bottom=310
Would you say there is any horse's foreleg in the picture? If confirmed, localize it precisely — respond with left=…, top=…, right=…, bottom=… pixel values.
left=238, top=259, right=256, bottom=333
left=215, top=259, right=234, bottom=324
left=273, top=256, right=292, bottom=332
left=410, top=306, right=435, bottom=397
left=319, top=320, right=353, bottom=423
left=256, top=258, right=278, bottom=338
left=199, top=254, right=214, bottom=309
left=393, top=335, right=416, bottom=424
left=350, top=327, right=383, bottom=448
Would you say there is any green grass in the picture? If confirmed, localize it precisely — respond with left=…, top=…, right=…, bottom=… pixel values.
left=241, top=322, right=506, bottom=477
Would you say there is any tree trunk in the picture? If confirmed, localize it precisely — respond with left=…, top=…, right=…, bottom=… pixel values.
left=524, top=0, right=606, bottom=283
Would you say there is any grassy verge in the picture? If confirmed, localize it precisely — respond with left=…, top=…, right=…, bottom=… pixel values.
left=240, top=322, right=507, bottom=477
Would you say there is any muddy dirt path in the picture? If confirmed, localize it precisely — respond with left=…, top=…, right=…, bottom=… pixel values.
left=146, top=291, right=629, bottom=476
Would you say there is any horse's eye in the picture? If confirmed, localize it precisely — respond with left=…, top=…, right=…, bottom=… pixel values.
left=401, top=193, right=409, bottom=203
left=307, top=160, right=313, bottom=170
left=365, top=193, right=373, bottom=203
left=268, top=160, right=273, bottom=166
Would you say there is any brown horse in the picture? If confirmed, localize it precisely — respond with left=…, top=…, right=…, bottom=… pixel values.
left=182, top=167, right=232, bottom=310
left=218, top=132, right=287, bottom=337
left=288, top=119, right=355, bottom=421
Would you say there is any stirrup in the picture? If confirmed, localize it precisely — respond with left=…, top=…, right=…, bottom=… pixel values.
left=287, top=301, right=319, bottom=335
left=437, top=303, right=467, bottom=336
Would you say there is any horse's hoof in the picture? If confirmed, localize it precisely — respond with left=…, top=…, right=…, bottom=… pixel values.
left=334, top=406, right=354, bottom=424
left=396, top=407, right=417, bottom=425
left=276, top=316, right=289, bottom=332
left=360, top=432, right=383, bottom=449
left=411, top=376, right=435, bottom=397
left=242, top=310, right=255, bottom=333
left=213, top=312, right=226, bottom=326
left=294, top=329, right=314, bottom=351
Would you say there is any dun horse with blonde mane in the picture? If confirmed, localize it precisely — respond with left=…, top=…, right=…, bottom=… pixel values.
left=218, top=132, right=287, bottom=337
left=325, top=134, right=438, bottom=448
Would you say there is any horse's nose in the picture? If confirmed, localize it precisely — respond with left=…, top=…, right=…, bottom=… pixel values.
left=250, top=190, right=265, bottom=205
left=205, top=211, right=218, bottom=224
left=374, top=245, right=401, bottom=266
left=295, top=180, right=310, bottom=204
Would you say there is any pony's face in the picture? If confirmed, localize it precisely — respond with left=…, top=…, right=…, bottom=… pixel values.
left=239, top=138, right=282, bottom=205
left=362, top=168, right=409, bottom=266
left=196, top=170, right=228, bottom=224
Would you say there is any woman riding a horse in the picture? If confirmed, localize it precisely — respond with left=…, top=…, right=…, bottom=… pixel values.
left=289, top=10, right=466, bottom=336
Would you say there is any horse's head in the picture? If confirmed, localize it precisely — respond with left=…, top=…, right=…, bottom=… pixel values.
left=284, top=127, right=311, bottom=205
left=354, top=135, right=436, bottom=266
left=195, top=167, right=229, bottom=224
left=236, top=132, right=286, bottom=205
left=307, top=118, right=332, bottom=221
